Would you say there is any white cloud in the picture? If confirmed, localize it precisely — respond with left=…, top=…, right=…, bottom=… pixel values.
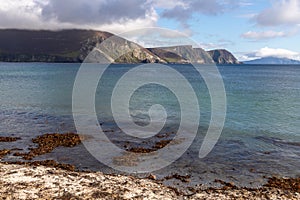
left=0, top=0, right=44, bottom=29
left=255, top=0, right=300, bottom=26
left=41, top=0, right=149, bottom=25
left=148, top=0, right=186, bottom=9
left=241, top=30, right=288, bottom=40
left=246, top=47, right=300, bottom=60
left=95, top=8, right=158, bottom=34
left=237, top=1, right=253, bottom=7
left=118, top=28, right=196, bottom=48
left=0, top=0, right=158, bottom=33
left=158, top=28, right=193, bottom=38
left=162, top=0, right=223, bottom=21
left=236, top=54, right=253, bottom=61
left=238, top=13, right=257, bottom=19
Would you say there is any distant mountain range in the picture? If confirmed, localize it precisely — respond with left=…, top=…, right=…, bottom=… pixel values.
left=0, top=29, right=240, bottom=64
left=244, top=57, right=300, bottom=65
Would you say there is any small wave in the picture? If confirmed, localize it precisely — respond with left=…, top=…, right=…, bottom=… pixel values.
left=256, top=136, right=300, bottom=147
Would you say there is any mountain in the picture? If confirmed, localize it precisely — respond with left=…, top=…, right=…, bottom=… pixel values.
left=244, top=57, right=300, bottom=65
left=0, top=29, right=110, bottom=62
left=207, top=49, right=241, bottom=64
left=148, top=45, right=214, bottom=64
left=0, top=29, right=240, bottom=64
left=0, top=29, right=164, bottom=63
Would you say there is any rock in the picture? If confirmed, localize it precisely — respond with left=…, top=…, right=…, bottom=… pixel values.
left=207, top=49, right=241, bottom=64
left=148, top=174, right=157, bottom=180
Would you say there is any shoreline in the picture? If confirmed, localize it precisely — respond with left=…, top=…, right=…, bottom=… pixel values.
left=1, top=134, right=300, bottom=199
left=0, top=162, right=299, bottom=200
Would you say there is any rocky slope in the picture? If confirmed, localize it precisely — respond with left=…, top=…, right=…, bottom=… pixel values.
left=86, top=34, right=165, bottom=63
left=208, top=49, right=241, bottom=64
left=148, top=45, right=214, bottom=64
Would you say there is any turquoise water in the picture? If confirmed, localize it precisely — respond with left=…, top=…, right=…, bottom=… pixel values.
left=0, top=63, right=299, bottom=187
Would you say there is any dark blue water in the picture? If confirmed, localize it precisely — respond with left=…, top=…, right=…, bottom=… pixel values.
left=0, top=63, right=299, bottom=187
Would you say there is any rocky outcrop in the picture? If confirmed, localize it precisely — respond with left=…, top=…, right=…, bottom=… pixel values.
left=87, top=35, right=165, bottom=63
left=148, top=46, right=214, bottom=64
left=147, top=48, right=187, bottom=63
left=207, top=49, right=241, bottom=64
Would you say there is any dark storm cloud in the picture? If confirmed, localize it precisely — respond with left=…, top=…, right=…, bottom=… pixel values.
left=41, top=0, right=149, bottom=24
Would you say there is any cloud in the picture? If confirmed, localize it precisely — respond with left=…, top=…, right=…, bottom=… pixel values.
left=161, top=0, right=225, bottom=27
left=246, top=47, right=300, bottom=60
left=162, top=0, right=246, bottom=28
left=149, top=0, right=186, bottom=9
left=96, top=9, right=158, bottom=34
left=198, top=39, right=234, bottom=50
left=158, top=28, right=193, bottom=38
left=160, top=0, right=250, bottom=28
left=0, top=0, right=158, bottom=33
left=241, top=30, right=288, bottom=40
left=0, top=0, right=44, bottom=29
left=0, top=0, right=243, bottom=35
left=255, top=0, right=300, bottom=26
left=41, top=0, right=148, bottom=25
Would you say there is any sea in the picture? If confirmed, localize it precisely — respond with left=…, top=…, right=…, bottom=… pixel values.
left=0, top=62, right=299, bottom=188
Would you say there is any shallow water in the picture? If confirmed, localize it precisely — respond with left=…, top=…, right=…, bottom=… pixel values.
left=0, top=63, right=299, bottom=188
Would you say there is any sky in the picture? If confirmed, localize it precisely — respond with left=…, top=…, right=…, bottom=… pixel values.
left=0, top=0, right=300, bottom=61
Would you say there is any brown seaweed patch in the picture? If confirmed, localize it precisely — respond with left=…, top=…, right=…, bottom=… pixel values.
left=0, top=137, right=21, bottom=142
left=128, top=147, right=154, bottom=153
left=2, top=160, right=76, bottom=171
left=163, top=174, right=191, bottom=183
left=214, top=179, right=237, bottom=190
left=0, top=150, right=11, bottom=159
left=128, top=140, right=172, bottom=153
left=264, top=177, right=300, bottom=192
left=14, top=133, right=81, bottom=160
left=113, top=152, right=139, bottom=167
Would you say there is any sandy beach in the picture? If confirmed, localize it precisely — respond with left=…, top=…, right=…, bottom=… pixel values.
left=0, top=162, right=299, bottom=200
left=0, top=134, right=300, bottom=199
